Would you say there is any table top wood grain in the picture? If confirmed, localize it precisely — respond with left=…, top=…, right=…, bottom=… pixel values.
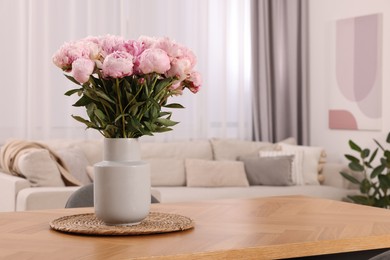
left=2, top=195, right=390, bottom=259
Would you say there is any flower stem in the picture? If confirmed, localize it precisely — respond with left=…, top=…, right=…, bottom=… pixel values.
left=116, top=79, right=126, bottom=138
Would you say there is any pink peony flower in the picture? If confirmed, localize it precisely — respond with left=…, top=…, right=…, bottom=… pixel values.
left=138, top=48, right=171, bottom=74
left=124, top=40, right=145, bottom=57
left=138, top=35, right=158, bottom=49
left=98, top=35, right=127, bottom=58
left=52, top=41, right=91, bottom=71
left=102, top=51, right=134, bottom=78
left=186, top=71, right=202, bottom=93
left=166, top=57, right=192, bottom=80
left=72, top=58, right=95, bottom=84
left=155, top=37, right=182, bottom=59
left=169, top=81, right=184, bottom=95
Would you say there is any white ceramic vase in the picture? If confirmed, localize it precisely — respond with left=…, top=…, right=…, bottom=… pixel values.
left=94, top=138, right=151, bottom=226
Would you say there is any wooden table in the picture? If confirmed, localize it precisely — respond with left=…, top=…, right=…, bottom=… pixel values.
left=1, top=196, right=390, bottom=259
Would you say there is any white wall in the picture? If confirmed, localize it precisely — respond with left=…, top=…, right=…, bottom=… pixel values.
left=309, top=0, right=390, bottom=162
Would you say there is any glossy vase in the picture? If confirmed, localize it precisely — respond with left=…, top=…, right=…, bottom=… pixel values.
left=94, top=138, right=150, bottom=226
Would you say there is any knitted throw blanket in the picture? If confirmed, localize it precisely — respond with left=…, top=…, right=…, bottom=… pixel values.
left=0, top=139, right=81, bottom=186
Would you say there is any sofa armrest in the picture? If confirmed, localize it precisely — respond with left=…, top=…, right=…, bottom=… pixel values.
left=16, top=186, right=80, bottom=211
left=0, top=171, right=31, bottom=212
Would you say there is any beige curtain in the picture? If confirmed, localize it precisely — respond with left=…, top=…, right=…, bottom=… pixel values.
left=251, top=0, right=309, bottom=145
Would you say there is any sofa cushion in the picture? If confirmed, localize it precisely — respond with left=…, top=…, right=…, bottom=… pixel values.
left=140, top=140, right=213, bottom=160
left=56, top=147, right=92, bottom=185
left=278, top=143, right=324, bottom=185
left=210, top=138, right=274, bottom=160
left=185, top=159, right=249, bottom=187
left=45, top=139, right=103, bottom=166
left=259, top=150, right=304, bottom=185
left=17, top=149, right=66, bottom=187
left=148, top=158, right=186, bottom=186
left=239, top=155, right=294, bottom=186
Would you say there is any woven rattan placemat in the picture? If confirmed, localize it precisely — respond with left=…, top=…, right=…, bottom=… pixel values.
left=49, top=212, right=194, bottom=236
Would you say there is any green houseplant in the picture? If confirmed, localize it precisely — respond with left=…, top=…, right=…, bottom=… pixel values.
left=341, top=132, right=390, bottom=208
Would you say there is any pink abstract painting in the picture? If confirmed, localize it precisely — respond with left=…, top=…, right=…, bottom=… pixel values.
left=329, top=13, right=382, bottom=130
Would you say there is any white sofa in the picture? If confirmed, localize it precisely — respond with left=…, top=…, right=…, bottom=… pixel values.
left=0, top=138, right=358, bottom=212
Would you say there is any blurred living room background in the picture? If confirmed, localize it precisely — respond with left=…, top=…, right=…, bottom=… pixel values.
left=0, top=0, right=389, bottom=162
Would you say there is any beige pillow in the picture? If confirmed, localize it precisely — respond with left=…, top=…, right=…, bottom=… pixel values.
left=277, top=137, right=297, bottom=145
left=185, top=159, right=249, bottom=187
left=278, top=143, right=324, bottom=185
left=148, top=158, right=186, bottom=186
left=210, top=138, right=274, bottom=160
left=18, top=149, right=65, bottom=187
left=56, top=147, right=92, bottom=185
left=140, top=141, right=213, bottom=160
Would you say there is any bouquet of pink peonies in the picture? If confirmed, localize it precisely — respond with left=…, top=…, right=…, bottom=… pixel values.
left=52, top=35, right=201, bottom=138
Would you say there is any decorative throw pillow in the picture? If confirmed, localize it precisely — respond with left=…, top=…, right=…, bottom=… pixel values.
left=147, top=158, right=186, bottom=186
left=238, top=155, right=294, bottom=186
left=185, top=159, right=249, bottom=187
left=56, top=147, right=92, bottom=185
left=278, top=143, right=324, bottom=185
left=17, top=148, right=66, bottom=187
left=210, top=138, right=275, bottom=161
left=259, top=150, right=304, bottom=185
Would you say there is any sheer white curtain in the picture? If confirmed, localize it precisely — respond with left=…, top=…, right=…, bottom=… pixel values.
left=0, top=0, right=252, bottom=143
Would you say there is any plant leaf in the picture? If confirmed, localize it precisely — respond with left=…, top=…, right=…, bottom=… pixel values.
left=349, top=140, right=362, bottom=152
left=345, top=154, right=360, bottom=163
left=164, top=103, right=185, bottom=109
left=371, top=165, right=385, bottom=178
left=361, top=149, right=370, bottom=159
left=360, top=179, right=371, bottom=194
left=64, top=74, right=81, bottom=85
left=64, top=88, right=82, bottom=96
left=374, top=139, right=385, bottom=151
left=349, top=161, right=364, bottom=172
left=369, top=148, right=378, bottom=164
left=73, top=95, right=92, bottom=107
left=340, top=171, right=361, bottom=184
left=156, top=118, right=179, bottom=127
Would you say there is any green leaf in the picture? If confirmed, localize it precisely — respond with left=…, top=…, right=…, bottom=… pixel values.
left=64, top=88, right=82, bottom=96
left=94, top=109, right=107, bottom=122
left=95, top=89, right=115, bottom=103
left=154, top=78, right=173, bottom=94
left=371, top=165, right=385, bottom=178
left=361, top=149, right=370, bottom=159
left=164, top=103, right=185, bottom=109
left=159, top=111, right=172, bottom=117
left=345, top=154, right=360, bottom=163
left=387, top=132, right=390, bottom=143
left=349, top=140, right=362, bottom=153
left=347, top=195, right=372, bottom=206
left=154, top=127, right=173, bottom=133
left=374, top=139, right=385, bottom=151
left=73, top=95, right=92, bottom=107
left=71, top=115, right=95, bottom=128
left=349, top=161, right=364, bottom=172
left=64, top=74, right=81, bottom=85
left=385, top=150, right=390, bottom=163
left=360, top=179, right=371, bottom=194
left=369, top=148, right=378, bottom=164
left=86, top=103, right=97, bottom=118
left=340, top=171, right=361, bottom=184
left=156, top=118, right=179, bottom=127
left=378, top=174, right=390, bottom=191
